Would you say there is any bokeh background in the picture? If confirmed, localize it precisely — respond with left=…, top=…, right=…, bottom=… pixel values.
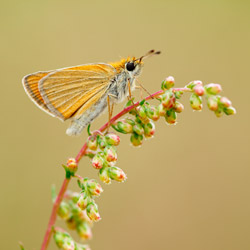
left=1, top=0, right=250, bottom=249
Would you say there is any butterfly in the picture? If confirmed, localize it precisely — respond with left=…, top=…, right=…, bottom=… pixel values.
left=22, top=50, right=160, bottom=136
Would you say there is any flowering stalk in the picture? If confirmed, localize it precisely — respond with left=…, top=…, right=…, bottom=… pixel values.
left=34, top=77, right=235, bottom=250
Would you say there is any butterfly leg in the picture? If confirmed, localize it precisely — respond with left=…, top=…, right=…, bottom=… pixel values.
left=135, top=80, right=154, bottom=100
left=107, top=95, right=114, bottom=133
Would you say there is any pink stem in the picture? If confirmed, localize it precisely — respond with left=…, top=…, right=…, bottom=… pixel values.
left=40, top=87, right=189, bottom=250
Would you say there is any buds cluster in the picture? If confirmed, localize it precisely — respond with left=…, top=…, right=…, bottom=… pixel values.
left=53, top=228, right=90, bottom=250
left=86, top=132, right=127, bottom=184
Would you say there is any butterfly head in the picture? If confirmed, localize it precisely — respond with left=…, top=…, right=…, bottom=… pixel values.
left=124, top=49, right=161, bottom=77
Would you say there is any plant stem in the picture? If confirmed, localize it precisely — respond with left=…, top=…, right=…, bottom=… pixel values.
left=40, top=87, right=190, bottom=250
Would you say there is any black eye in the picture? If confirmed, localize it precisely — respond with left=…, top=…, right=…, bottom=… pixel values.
left=126, top=62, right=136, bottom=71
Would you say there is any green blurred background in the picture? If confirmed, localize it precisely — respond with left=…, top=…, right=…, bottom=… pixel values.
left=1, top=0, right=250, bottom=249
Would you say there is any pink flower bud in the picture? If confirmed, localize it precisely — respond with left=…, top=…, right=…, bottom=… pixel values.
left=130, top=133, right=143, bottom=147
left=99, top=167, right=111, bottom=184
left=186, top=80, right=203, bottom=89
left=157, top=103, right=166, bottom=116
left=161, top=76, right=175, bottom=90
left=77, top=193, right=90, bottom=210
left=133, top=123, right=144, bottom=135
left=190, top=93, right=202, bottom=110
left=104, top=146, right=117, bottom=162
left=145, top=106, right=160, bottom=121
left=108, top=166, right=127, bottom=182
left=205, top=83, right=222, bottom=95
left=144, top=121, right=155, bottom=138
left=207, top=96, right=218, bottom=111
left=57, top=201, right=71, bottom=220
left=174, top=101, right=184, bottom=113
left=87, top=135, right=98, bottom=151
left=219, top=97, right=232, bottom=108
left=165, top=109, right=177, bottom=124
left=224, top=106, right=236, bottom=115
left=77, top=221, right=92, bottom=240
left=91, top=153, right=105, bottom=169
left=86, top=179, right=103, bottom=196
left=86, top=202, right=101, bottom=222
left=161, top=90, right=175, bottom=109
left=193, top=84, right=205, bottom=96
left=67, top=158, right=78, bottom=175
left=105, top=132, right=120, bottom=146
left=53, top=229, right=75, bottom=250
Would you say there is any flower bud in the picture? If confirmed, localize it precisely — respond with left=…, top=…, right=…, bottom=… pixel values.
left=174, top=90, right=183, bottom=99
left=108, top=166, right=127, bottom=182
left=224, top=106, right=236, bottom=115
left=99, top=167, right=111, bottom=184
left=137, top=105, right=147, bottom=119
left=86, top=135, right=98, bottom=151
left=219, top=97, right=232, bottom=108
left=165, top=109, right=177, bottom=124
left=205, top=83, right=222, bottom=95
left=161, top=90, right=175, bottom=109
left=214, top=108, right=223, bottom=117
left=133, top=123, right=144, bottom=135
left=174, top=101, right=184, bottom=113
left=66, top=158, right=78, bottom=175
left=103, top=146, right=117, bottom=162
left=161, top=76, right=175, bottom=90
left=144, top=121, right=155, bottom=138
left=157, top=103, right=166, bottom=116
left=86, top=179, right=103, bottom=196
left=75, top=243, right=91, bottom=250
left=105, top=133, right=120, bottom=146
left=193, top=84, right=205, bottom=96
left=77, top=221, right=92, bottom=240
left=207, top=95, right=218, bottom=111
left=91, top=153, right=105, bottom=169
left=86, top=202, right=101, bottom=222
left=117, top=120, right=133, bottom=134
left=186, top=80, right=202, bottom=90
left=53, top=229, right=75, bottom=250
left=145, top=106, right=160, bottom=121
left=97, top=135, right=107, bottom=150
left=130, top=133, right=143, bottom=147
left=190, top=93, right=202, bottom=110
left=77, top=193, right=90, bottom=210
left=57, top=201, right=71, bottom=220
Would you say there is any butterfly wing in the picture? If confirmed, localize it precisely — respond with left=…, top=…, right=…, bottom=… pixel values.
left=23, top=63, right=116, bottom=121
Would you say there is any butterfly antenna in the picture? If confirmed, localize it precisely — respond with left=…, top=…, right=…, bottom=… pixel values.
left=137, top=50, right=161, bottom=62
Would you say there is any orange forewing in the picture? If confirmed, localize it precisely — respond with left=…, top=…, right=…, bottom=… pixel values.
left=23, top=63, right=116, bottom=121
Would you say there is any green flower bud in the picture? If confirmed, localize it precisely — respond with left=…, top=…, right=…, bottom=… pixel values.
left=161, top=90, right=176, bottom=109
left=193, top=84, right=205, bottom=96
left=99, top=167, right=111, bottom=184
left=75, top=243, right=91, bottom=250
left=53, top=229, right=75, bottom=250
left=137, top=105, right=147, bottom=119
left=77, top=193, right=90, bottom=210
left=205, top=83, right=222, bottom=95
left=86, top=202, right=101, bottom=222
left=224, top=106, right=236, bottom=115
left=214, top=108, right=223, bottom=117
left=104, top=146, right=117, bottom=162
left=97, top=135, right=107, bottom=150
left=144, top=121, right=155, bottom=138
left=66, top=158, right=78, bottom=176
left=86, top=179, right=103, bottom=197
left=105, top=132, right=120, bottom=146
left=157, top=103, right=166, bottom=116
left=108, top=166, right=127, bottom=182
left=161, top=76, right=175, bottom=90
left=145, top=106, right=160, bottom=121
left=174, top=90, right=183, bottom=99
left=133, top=123, right=144, bottom=135
left=207, top=95, right=218, bottom=111
left=77, top=221, right=92, bottom=240
left=66, top=216, right=77, bottom=230
left=219, top=96, right=232, bottom=108
left=130, top=133, right=143, bottom=147
left=165, top=109, right=177, bottom=124
left=186, top=80, right=202, bottom=90
left=190, top=93, right=202, bottom=110
left=174, top=101, right=184, bottom=113
left=86, top=135, right=98, bottom=151
left=57, top=201, right=71, bottom=220
left=116, top=120, right=133, bottom=133
left=91, top=153, right=105, bottom=169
